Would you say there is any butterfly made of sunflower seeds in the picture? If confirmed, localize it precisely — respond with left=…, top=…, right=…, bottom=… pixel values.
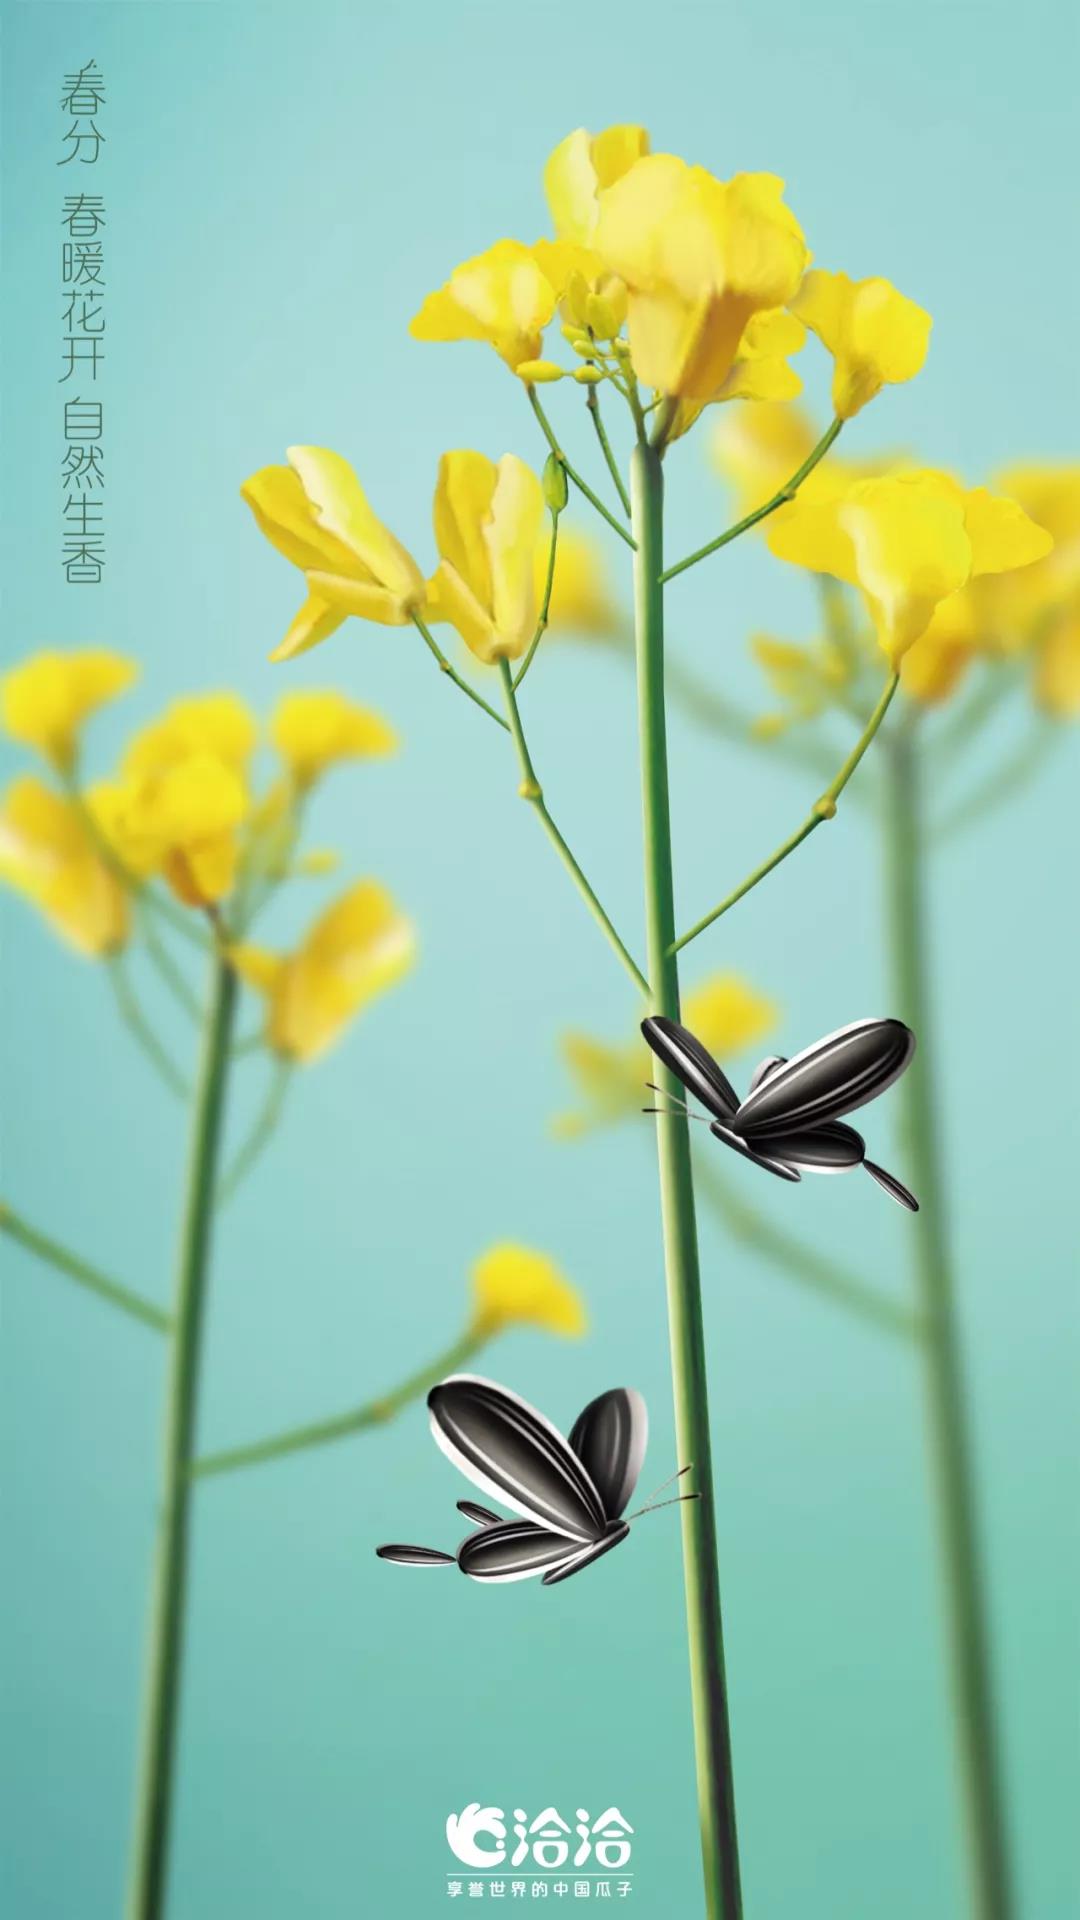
left=376, top=1374, right=692, bottom=1586
left=643, top=1014, right=919, bottom=1211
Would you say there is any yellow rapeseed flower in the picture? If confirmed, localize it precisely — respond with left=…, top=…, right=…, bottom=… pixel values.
left=428, top=450, right=545, bottom=664
left=469, top=1244, right=587, bottom=1338
left=1, top=649, right=136, bottom=771
left=0, top=775, right=129, bottom=956
left=553, top=974, right=777, bottom=1137
left=592, top=156, right=808, bottom=401
left=768, top=470, right=1053, bottom=662
left=410, top=239, right=571, bottom=374
left=118, top=752, right=250, bottom=908
left=124, top=691, right=258, bottom=779
left=229, top=879, right=415, bottom=1063
left=270, top=689, right=398, bottom=787
left=242, top=446, right=426, bottom=662
left=792, top=269, right=931, bottom=419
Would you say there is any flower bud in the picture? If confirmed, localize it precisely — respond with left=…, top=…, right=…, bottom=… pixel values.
left=516, top=359, right=566, bottom=385
left=542, top=453, right=569, bottom=514
left=573, top=365, right=604, bottom=385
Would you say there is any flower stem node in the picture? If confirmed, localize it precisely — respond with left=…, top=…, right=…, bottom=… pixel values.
left=519, top=777, right=543, bottom=802
left=542, top=453, right=569, bottom=516
left=814, top=795, right=838, bottom=820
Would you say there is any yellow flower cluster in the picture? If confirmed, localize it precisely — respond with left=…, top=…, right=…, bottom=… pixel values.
left=712, top=408, right=1071, bottom=714
left=553, top=974, right=777, bottom=1138
left=469, top=1244, right=587, bottom=1339
left=0, top=653, right=414, bottom=1063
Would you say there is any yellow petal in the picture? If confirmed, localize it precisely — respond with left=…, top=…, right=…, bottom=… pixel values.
left=228, top=942, right=286, bottom=998
left=428, top=561, right=496, bottom=663
left=544, top=124, right=649, bottom=246
left=411, top=240, right=558, bottom=370
left=304, top=572, right=415, bottom=627
left=485, top=455, right=544, bottom=659
left=958, top=488, right=1054, bottom=577
left=470, top=1243, right=586, bottom=1338
left=269, top=589, right=347, bottom=663
left=433, top=451, right=497, bottom=610
left=270, top=690, right=398, bottom=783
left=124, top=692, right=258, bottom=779
left=241, top=465, right=360, bottom=575
left=0, top=774, right=129, bottom=956
left=793, top=269, right=931, bottom=419
left=271, top=880, right=415, bottom=1062
left=1, top=649, right=137, bottom=769
left=287, top=447, right=425, bottom=609
left=1035, top=608, right=1080, bottom=716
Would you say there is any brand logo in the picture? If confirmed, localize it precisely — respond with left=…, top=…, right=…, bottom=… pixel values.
left=446, top=1804, right=633, bottom=1883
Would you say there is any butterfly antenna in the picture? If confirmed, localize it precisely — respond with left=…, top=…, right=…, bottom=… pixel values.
left=626, top=1492, right=701, bottom=1521
left=635, top=1462, right=694, bottom=1508
left=643, top=1085, right=710, bottom=1124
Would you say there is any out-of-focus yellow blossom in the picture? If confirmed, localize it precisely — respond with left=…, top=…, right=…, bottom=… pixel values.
left=124, top=692, right=258, bottom=780
left=988, top=464, right=1080, bottom=715
left=792, top=270, right=931, bottom=419
left=1, top=650, right=136, bottom=771
left=751, top=632, right=852, bottom=727
left=0, top=775, right=129, bottom=956
left=119, top=752, right=250, bottom=908
left=270, top=689, right=398, bottom=787
left=427, top=450, right=545, bottom=664
left=541, top=526, right=622, bottom=638
left=710, top=400, right=891, bottom=519
left=768, top=470, right=1053, bottom=663
left=410, top=239, right=574, bottom=374
left=469, top=1244, right=587, bottom=1338
left=553, top=974, right=777, bottom=1138
left=242, top=446, right=426, bottom=662
left=229, top=880, right=414, bottom=1063
left=544, top=124, right=650, bottom=248
left=669, top=309, right=806, bottom=443
left=592, top=157, right=808, bottom=401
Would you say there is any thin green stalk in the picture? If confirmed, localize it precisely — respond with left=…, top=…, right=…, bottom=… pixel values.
left=126, top=954, right=239, bottom=1920
left=883, top=733, right=1013, bottom=1920
left=514, top=509, right=560, bottom=690
left=527, top=386, right=637, bottom=549
left=217, top=1058, right=292, bottom=1206
left=692, top=1159, right=926, bottom=1344
left=673, top=673, right=899, bottom=955
left=498, top=660, right=649, bottom=997
left=662, top=418, right=843, bottom=584
left=411, top=613, right=510, bottom=731
left=0, top=1202, right=170, bottom=1333
left=192, top=1329, right=484, bottom=1478
left=585, top=382, right=631, bottom=516
left=631, top=442, right=742, bottom=1920
left=107, top=955, right=189, bottom=1099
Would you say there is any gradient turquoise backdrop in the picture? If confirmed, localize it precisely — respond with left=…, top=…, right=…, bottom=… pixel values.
left=2, top=3, right=1077, bottom=1916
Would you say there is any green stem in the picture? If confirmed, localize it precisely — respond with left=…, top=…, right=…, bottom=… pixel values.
left=631, top=442, right=742, bottom=1920
left=126, top=954, right=238, bottom=1920
left=883, top=734, right=1013, bottom=1920
left=411, top=613, right=510, bottom=731
left=217, top=1059, right=292, bottom=1206
left=527, top=386, right=637, bottom=549
left=192, top=1329, right=484, bottom=1478
left=692, top=1159, right=926, bottom=1343
left=585, top=382, right=631, bottom=516
left=498, top=660, right=649, bottom=997
left=0, top=1202, right=170, bottom=1333
left=514, top=509, right=560, bottom=690
left=673, top=673, right=899, bottom=955
left=662, top=418, right=843, bottom=584
left=107, top=956, right=190, bottom=1099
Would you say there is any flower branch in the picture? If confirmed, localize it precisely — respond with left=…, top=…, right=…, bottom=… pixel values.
left=527, top=386, right=637, bottom=549
left=661, top=419, right=843, bottom=585
left=1, top=1201, right=171, bottom=1332
left=672, top=672, right=899, bottom=955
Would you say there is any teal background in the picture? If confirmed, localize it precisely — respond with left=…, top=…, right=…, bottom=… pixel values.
left=2, top=3, right=1077, bottom=1916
